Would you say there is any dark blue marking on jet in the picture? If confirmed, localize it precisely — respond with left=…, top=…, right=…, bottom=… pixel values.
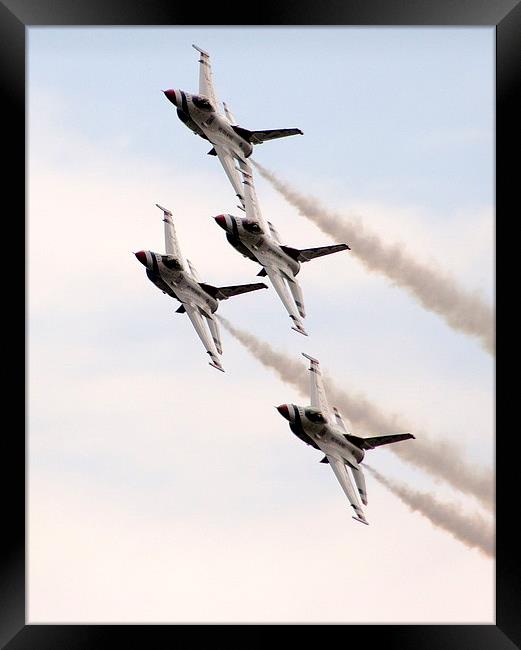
left=290, top=407, right=320, bottom=450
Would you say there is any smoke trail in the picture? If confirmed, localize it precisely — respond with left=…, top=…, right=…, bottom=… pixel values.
left=365, top=465, right=494, bottom=557
left=253, top=161, right=495, bottom=355
left=219, top=317, right=494, bottom=510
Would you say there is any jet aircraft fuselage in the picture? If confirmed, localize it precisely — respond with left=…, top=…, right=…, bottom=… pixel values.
left=277, top=403, right=365, bottom=468
left=135, top=250, right=218, bottom=315
left=214, top=214, right=301, bottom=277
left=164, top=89, right=253, bottom=161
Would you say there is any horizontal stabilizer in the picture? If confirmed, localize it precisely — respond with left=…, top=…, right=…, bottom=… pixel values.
left=248, top=128, right=303, bottom=144
left=199, top=282, right=267, bottom=300
left=281, top=243, right=350, bottom=263
left=257, top=268, right=267, bottom=277
left=218, top=282, right=268, bottom=299
left=346, top=432, right=415, bottom=450
left=175, top=305, right=186, bottom=314
left=320, top=456, right=329, bottom=464
left=207, top=147, right=217, bottom=156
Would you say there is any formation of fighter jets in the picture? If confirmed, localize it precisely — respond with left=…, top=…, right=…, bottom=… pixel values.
left=135, top=44, right=415, bottom=524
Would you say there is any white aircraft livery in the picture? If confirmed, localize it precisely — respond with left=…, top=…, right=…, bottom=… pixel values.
left=276, top=354, right=415, bottom=524
left=163, top=44, right=303, bottom=208
left=214, top=164, right=350, bottom=335
left=135, top=204, right=267, bottom=372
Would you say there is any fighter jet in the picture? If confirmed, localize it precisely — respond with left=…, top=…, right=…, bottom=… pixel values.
left=276, top=354, right=415, bottom=524
left=134, top=204, right=267, bottom=372
left=214, top=164, right=349, bottom=335
left=163, top=44, right=303, bottom=209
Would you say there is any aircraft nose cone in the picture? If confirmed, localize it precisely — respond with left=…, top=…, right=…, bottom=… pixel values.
left=134, top=251, right=147, bottom=266
left=276, top=404, right=290, bottom=420
left=214, top=215, right=227, bottom=229
left=163, top=89, right=177, bottom=105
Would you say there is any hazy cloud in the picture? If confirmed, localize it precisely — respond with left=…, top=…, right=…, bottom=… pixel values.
left=366, top=465, right=494, bottom=557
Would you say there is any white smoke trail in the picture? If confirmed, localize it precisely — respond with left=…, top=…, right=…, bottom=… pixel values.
left=365, top=465, right=494, bottom=557
left=219, top=317, right=494, bottom=510
left=253, top=161, right=495, bottom=355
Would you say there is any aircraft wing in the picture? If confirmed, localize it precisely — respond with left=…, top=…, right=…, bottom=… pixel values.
left=302, top=353, right=332, bottom=421
left=264, top=266, right=307, bottom=335
left=184, top=302, right=224, bottom=372
left=332, top=406, right=348, bottom=432
left=213, top=283, right=268, bottom=299
left=156, top=204, right=185, bottom=268
left=186, top=259, right=201, bottom=282
left=239, top=163, right=270, bottom=232
left=325, top=453, right=368, bottom=524
left=351, top=464, right=368, bottom=506
left=222, top=100, right=237, bottom=125
left=214, top=145, right=246, bottom=209
left=267, top=221, right=282, bottom=244
left=192, top=44, right=220, bottom=112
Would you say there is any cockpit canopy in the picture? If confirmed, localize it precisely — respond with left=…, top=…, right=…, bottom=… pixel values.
left=162, top=255, right=182, bottom=270
left=305, top=408, right=327, bottom=424
left=192, top=95, right=214, bottom=111
left=243, top=219, right=263, bottom=234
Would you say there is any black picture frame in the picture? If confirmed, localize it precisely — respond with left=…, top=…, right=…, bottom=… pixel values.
left=2, top=0, right=514, bottom=647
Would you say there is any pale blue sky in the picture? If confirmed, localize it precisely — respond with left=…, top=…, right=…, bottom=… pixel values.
left=28, top=27, right=494, bottom=623
left=29, top=27, right=494, bottom=211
